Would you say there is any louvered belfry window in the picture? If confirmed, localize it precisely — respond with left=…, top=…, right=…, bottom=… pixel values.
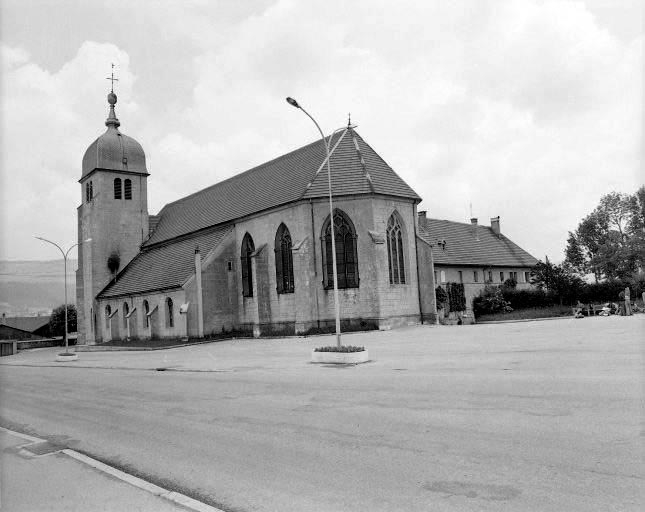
left=321, top=209, right=359, bottom=289
left=114, top=178, right=122, bottom=199
left=275, top=223, right=294, bottom=294
left=241, top=233, right=255, bottom=297
left=386, top=212, right=406, bottom=284
left=124, top=179, right=132, bottom=200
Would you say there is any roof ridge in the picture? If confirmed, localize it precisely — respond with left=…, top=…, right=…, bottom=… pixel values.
left=427, top=217, right=488, bottom=228
left=350, top=128, right=375, bottom=193
left=350, top=131, right=420, bottom=200
left=298, top=128, right=349, bottom=200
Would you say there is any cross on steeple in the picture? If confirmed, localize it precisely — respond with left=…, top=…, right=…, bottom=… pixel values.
left=347, top=112, right=351, bottom=127
left=106, top=63, right=119, bottom=93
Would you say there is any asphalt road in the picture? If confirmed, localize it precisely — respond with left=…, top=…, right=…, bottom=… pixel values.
left=1, top=316, right=643, bottom=511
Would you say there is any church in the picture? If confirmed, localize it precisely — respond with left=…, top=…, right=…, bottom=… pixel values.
left=76, top=91, right=440, bottom=344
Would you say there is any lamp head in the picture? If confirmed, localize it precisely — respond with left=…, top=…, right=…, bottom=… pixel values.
left=286, top=97, right=300, bottom=108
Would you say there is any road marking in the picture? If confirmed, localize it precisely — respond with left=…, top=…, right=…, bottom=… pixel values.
left=1, top=426, right=224, bottom=512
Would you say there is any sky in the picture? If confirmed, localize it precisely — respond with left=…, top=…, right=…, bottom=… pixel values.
left=1, top=0, right=642, bottom=263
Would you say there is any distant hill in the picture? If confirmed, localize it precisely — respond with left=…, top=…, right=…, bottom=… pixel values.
left=0, top=259, right=77, bottom=316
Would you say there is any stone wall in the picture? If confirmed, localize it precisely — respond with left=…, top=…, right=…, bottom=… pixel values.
left=97, top=288, right=187, bottom=341
left=77, top=171, right=149, bottom=344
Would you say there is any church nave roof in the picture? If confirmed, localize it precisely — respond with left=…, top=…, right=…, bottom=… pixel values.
left=144, top=128, right=420, bottom=247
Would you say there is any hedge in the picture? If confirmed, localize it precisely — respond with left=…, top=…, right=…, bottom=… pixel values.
left=478, top=280, right=639, bottom=318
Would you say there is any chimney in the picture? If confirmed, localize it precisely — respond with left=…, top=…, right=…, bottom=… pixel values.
left=418, top=210, right=427, bottom=227
left=1, top=313, right=5, bottom=324
left=470, top=217, right=479, bottom=241
left=491, top=216, right=501, bottom=237
left=470, top=217, right=478, bottom=225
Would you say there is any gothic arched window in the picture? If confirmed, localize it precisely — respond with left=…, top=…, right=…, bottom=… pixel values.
left=123, top=302, right=129, bottom=328
left=166, top=298, right=174, bottom=328
left=105, top=305, right=111, bottom=329
left=386, top=212, right=406, bottom=284
left=241, top=233, right=255, bottom=297
left=85, top=182, right=90, bottom=203
left=275, top=223, right=294, bottom=294
left=114, top=178, right=122, bottom=199
left=321, top=209, right=359, bottom=289
left=143, top=300, right=150, bottom=328
left=89, top=181, right=93, bottom=201
left=124, top=179, right=132, bottom=200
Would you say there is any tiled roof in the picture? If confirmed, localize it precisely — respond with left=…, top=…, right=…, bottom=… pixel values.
left=98, top=226, right=233, bottom=299
left=145, top=129, right=420, bottom=246
left=418, top=218, right=538, bottom=268
left=2, top=316, right=50, bottom=333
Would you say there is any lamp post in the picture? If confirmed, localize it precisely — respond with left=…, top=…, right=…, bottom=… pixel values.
left=35, top=236, right=91, bottom=358
left=286, top=97, right=342, bottom=348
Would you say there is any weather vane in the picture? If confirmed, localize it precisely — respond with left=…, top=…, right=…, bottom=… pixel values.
left=106, top=63, right=119, bottom=93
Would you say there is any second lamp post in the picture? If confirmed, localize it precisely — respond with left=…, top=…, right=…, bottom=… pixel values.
left=286, top=97, right=342, bottom=348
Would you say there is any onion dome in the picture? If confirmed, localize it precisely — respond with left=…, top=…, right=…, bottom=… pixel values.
left=81, top=92, right=147, bottom=178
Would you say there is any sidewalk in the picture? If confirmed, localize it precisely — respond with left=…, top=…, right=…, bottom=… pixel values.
left=0, top=428, right=195, bottom=512
left=0, top=331, right=380, bottom=372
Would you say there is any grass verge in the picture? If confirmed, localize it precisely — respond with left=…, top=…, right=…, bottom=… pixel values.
left=476, top=305, right=573, bottom=322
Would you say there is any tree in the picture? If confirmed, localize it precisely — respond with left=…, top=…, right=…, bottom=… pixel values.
left=531, top=259, right=583, bottom=304
left=564, top=231, right=586, bottom=274
left=49, top=304, right=77, bottom=342
left=565, top=189, right=644, bottom=281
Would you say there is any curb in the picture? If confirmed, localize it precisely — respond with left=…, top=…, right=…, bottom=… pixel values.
left=0, top=426, right=224, bottom=512
left=0, top=363, right=232, bottom=372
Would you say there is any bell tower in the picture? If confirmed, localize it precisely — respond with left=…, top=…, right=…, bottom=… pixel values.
left=76, top=88, right=149, bottom=344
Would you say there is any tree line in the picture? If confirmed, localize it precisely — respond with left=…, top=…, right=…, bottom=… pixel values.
left=532, top=186, right=645, bottom=303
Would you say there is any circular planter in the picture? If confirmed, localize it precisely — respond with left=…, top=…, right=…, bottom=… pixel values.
left=311, top=349, right=369, bottom=364
left=56, top=352, right=79, bottom=362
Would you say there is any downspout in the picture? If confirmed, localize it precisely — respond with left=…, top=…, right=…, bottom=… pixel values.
left=310, top=199, right=320, bottom=328
left=195, top=246, right=204, bottom=338
left=428, top=243, right=439, bottom=325
left=310, top=200, right=317, bottom=275
left=413, top=206, right=424, bottom=325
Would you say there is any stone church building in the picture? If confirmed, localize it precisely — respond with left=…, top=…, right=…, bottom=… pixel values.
left=77, top=92, right=441, bottom=344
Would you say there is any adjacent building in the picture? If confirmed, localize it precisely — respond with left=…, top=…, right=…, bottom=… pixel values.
left=0, top=314, right=51, bottom=341
left=417, top=213, right=538, bottom=317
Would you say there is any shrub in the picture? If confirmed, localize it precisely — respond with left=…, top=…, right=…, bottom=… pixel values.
left=473, top=285, right=513, bottom=317
left=578, top=281, right=630, bottom=303
left=314, top=345, right=365, bottom=353
left=501, top=288, right=556, bottom=309
left=502, top=278, right=517, bottom=290
left=435, top=286, right=448, bottom=305
left=447, top=282, right=466, bottom=312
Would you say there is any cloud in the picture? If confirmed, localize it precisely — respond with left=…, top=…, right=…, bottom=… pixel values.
left=1, top=41, right=134, bottom=260
left=1, top=0, right=641, bottom=264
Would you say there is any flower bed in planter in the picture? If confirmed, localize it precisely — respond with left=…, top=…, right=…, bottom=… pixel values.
left=311, top=346, right=369, bottom=364
left=55, top=352, right=78, bottom=362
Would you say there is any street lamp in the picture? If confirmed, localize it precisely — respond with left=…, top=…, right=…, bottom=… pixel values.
left=35, top=236, right=91, bottom=359
left=286, top=97, right=342, bottom=348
